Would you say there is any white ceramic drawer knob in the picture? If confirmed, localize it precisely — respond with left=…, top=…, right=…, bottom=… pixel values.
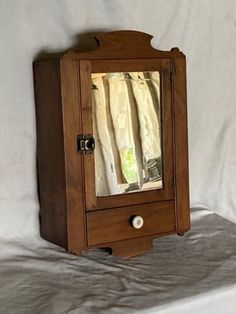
left=132, top=216, right=144, bottom=229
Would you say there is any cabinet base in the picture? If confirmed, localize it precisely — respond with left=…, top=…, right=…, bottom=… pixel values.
left=87, top=231, right=176, bottom=257
left=111, top=237, right=154, bottom=257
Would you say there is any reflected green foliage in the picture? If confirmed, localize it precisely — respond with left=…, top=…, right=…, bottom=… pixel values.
left=121, top=148, right=138, bottom=183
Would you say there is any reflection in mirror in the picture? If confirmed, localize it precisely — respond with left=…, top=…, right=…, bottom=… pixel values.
left=91, top=71, right=163, bottom=197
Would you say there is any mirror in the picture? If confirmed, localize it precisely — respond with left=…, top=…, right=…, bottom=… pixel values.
left=91, top=71, right=163, bottom=197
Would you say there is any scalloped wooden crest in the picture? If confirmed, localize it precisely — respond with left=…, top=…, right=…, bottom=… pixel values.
left=96, top=30, right=154, bottom=48
left=64, top=30, right=183, bottom=59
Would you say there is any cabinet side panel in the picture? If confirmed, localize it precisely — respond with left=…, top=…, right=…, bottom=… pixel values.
left=172, top=57, right=191, bottom=234
left=33, top=60, right=67, bottom=248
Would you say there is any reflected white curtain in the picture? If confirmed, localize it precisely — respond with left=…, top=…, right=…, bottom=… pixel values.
left=92, top=76, right=120, bottom=196
left=92, top=72, right=161, bottom=196
left=129, top=72, right=161, bottom=160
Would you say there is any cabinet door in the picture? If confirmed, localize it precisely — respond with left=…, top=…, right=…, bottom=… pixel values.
left=79, top=59, right=174, bottom=211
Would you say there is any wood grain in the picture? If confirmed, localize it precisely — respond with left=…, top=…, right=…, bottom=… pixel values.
left=60, top=58, right=86, bottom=254
left=34, top=30, right=190, bottom=257
left=79, top=61, right=96, bottom=211
left=62, top=30, right=185, bottom=60
left=172, top=57, right=191, bottom=234
left=87, top=200, right=175, bottom=246
left=33, top=60, right=68, bottom=248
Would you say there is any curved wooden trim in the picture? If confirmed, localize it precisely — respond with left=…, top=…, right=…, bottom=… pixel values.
left=62, top=30, right=185, bottom=60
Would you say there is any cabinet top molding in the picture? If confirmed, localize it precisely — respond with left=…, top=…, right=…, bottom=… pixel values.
left=62, top=30, right=184, bottom=60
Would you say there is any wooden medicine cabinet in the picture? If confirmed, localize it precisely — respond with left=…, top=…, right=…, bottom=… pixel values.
left=33, top=30, right=190, bottom=257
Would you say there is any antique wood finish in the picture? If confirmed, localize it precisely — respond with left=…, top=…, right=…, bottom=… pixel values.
left=87, top=201, right=175, bottom=246
left=79, top=60, right=96, bottom=211
left=81, top=59, right=174, bottom=211
left=60, top=59, right=86, bottom=254
left=62, top=31, right=185, bottom=60
left=111, top=237, right=155, bottom=257
left=34, top=59, right=86, bottom=254
left=34, top=60, right=68, bottom=249
left=93, top=231, right=177, bottom=257
left=172, top=56, right=190, bottom=235
left=34, top=30, right=190, bottom=257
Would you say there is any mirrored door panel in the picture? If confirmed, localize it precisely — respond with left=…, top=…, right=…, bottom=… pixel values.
left=80, top=59, right=174, bottom=211
left=91, top=71, right=163, bottom=197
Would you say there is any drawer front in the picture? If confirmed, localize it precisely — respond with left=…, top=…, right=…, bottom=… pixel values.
left=87, top=201, right=175, bottom=246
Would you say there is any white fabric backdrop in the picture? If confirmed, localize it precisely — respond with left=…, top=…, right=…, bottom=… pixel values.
left=0, top=0, right=236, bottom=237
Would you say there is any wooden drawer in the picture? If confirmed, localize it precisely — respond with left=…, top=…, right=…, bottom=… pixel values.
left=87, top=200, right=175, bottom=246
